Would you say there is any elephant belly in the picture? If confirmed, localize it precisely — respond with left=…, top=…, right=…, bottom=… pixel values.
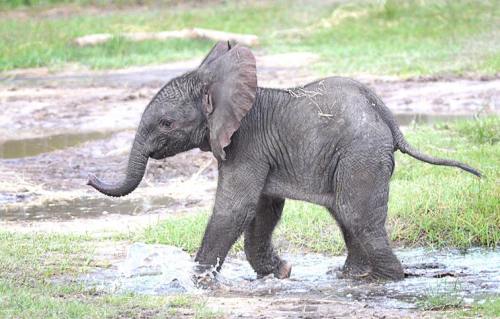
left=262, top=172, right=335, bottom=207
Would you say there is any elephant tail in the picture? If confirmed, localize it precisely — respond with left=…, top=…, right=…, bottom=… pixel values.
left=359, top=81, right=481, bottom=177
left=394, top=130, right=481, bottom=177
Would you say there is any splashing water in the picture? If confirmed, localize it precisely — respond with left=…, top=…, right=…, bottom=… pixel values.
left=79, top=243, right=499, bottom=309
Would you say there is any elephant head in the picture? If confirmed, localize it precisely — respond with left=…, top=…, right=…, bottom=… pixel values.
left=87, top=42, right=257, bottom=197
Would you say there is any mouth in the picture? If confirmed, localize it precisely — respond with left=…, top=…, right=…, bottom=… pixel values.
left=149, top=150, right=166, bottom=160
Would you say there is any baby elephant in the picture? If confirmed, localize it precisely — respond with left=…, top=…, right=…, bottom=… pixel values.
left=88, top=42, right=480, bottom=281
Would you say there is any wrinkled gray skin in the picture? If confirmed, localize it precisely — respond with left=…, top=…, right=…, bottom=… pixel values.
left=88, top=42, right=481, bottom=281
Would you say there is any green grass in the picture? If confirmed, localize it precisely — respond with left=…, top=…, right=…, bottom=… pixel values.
left=0, top=231, right=220, bottom=319
left=0, top=232, right=93, bottom=282
left=140, top=204, right=345, bottom=255
left=457, top=298, right=500, bottom=318
left=0, top=0, right=178, bottom=10
left=418, top=293, right=463, bottom=311
left=389, top=117, right=499, bottom=248
left=417, top=280, right=464, bottom=311
left=449, top=116, right=499, bottom=145
left=141, top=117, right=499, bottom=255
left=0, top=0, right=498, bottom=75
left=303, top=0, right=500, bottom=76
left=0, top=1, right=323, bottom=71
left=141, top=211, right=210, bottom=254
left=419, top=293, right=500, bottom=318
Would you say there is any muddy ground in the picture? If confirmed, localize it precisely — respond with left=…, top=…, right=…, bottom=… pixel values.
left=0, top=53, right=499, bottom=317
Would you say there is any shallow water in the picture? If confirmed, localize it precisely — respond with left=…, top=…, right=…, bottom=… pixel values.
left=81, top=243, right=499, bottom=309
left=0, top=114, right=472, bottom=160
left=1, top=196, right=175, bottom=221
left=0, top=131, right=114, bottom=159
left=0, top=65, right=288, bottom=89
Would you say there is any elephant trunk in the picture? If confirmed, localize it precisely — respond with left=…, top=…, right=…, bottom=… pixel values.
left=87, top=130, right=149, bottom=197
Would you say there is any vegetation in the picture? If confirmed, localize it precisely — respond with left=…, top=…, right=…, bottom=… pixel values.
left=0, top=0, right=498, bottom=75
left=389, top=117, right=499, bottom=248
left=141, top=117, right=499, bottom=254
left=0, top=232, right=220, bottom=318
left=458, top=298, right=500, bottom=318
left=0, top=0, right=171, bottom=9
left=418, top=286, right=500, bottom=318
left=417, top=280, right=464, bottom=311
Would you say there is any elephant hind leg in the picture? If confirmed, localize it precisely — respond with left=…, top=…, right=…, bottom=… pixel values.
left=244, top=195, right=291, bottom=279
left=332, top=150, right=404, bottom=281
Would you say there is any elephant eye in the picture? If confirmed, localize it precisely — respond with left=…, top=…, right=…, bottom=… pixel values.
left=160, top=119, right=172, bottom=127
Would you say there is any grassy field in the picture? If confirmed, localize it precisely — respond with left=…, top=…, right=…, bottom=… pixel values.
left=0, top=0, right=498, bottom=75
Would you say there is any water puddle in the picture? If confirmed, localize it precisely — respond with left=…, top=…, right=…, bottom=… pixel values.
left=0, top=65, right=294, bottom=89
left=0, top=66, right=192, bottom=88
left=81, top=243, right=499, bottom=309
left=1, top=196, right=176, bottom=221
left=0, top=114, right=472, bottom=160
left=0, top=131, right=114, bottom=159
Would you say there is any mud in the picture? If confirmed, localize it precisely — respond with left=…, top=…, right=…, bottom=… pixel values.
left=79, top=243, right=499, bottom=318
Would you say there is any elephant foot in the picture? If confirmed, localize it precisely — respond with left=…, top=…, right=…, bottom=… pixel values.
left=339, top=262, right=404, bottom=282
left=192, top=263, right=219, bottom=289
left=340, top=262, right=404, bottom=281
left=274, top=260, right=292, bottom=279
left=256, top=260, right=292, bottom=279
left=367, top=263, right=405, bottom=282
left=341, top=259, right=371, bottom=279
left=193, top=273, right=218, bottom=289
left=338, top=269, right=371, bottom=280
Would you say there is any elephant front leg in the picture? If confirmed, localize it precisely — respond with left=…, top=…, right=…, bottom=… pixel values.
left=244, top=195, right=291, bottom=279
left=194, top=202, right=256, bottom=272
left=194, top=163, right=268, bottom=276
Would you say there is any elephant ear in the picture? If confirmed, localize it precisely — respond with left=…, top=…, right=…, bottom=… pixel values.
left=199, top=41, right=231, bottom=67
left=199, top=44, right=257, bottom=161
